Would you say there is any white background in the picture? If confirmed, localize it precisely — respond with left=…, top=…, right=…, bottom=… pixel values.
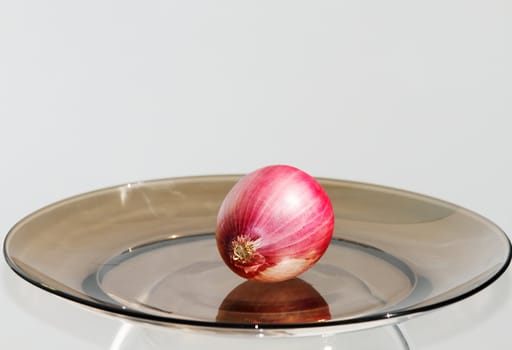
left=1, top=1, right=511, bottom=348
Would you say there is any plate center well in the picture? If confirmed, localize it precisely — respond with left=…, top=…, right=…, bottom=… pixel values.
left=97, top=234, right=416, bottom=325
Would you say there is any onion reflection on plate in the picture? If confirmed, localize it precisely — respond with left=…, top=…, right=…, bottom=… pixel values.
left=216, top=278, right=331, bottom=324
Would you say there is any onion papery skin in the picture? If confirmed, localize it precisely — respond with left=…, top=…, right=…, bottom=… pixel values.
left=216, top=165, right=334, bottom=283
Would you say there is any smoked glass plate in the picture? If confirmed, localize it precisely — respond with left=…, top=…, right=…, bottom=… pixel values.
left=3, top=176, right=511, bottom=336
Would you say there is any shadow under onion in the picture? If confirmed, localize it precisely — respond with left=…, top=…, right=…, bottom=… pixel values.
left=216, top=278, right=331, bottom=324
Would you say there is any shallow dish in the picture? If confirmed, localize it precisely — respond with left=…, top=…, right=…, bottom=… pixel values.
left=3, top=176, right=511, bottom=336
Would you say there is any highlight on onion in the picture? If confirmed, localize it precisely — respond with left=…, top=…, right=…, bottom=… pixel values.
left=216, top=278, right=331, bottom=324
left=215, top=165, right=335, bottom=283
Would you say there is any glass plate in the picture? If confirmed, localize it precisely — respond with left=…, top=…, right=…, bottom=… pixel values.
left=3, top=176, right=511, bottom=336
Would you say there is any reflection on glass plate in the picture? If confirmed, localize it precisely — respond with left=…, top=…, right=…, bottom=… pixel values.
left=3, top=176, right=511, bottom=336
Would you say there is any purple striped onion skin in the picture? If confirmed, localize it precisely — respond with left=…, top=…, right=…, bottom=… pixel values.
left=216, top=165, right=334, bottom=282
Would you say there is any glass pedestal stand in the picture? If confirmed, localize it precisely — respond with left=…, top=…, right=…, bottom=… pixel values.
left=110, top=321, right=412, bottom=350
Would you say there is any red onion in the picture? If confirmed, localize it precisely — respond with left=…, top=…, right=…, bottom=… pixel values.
left=216, top=165, right=334, bottom=282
